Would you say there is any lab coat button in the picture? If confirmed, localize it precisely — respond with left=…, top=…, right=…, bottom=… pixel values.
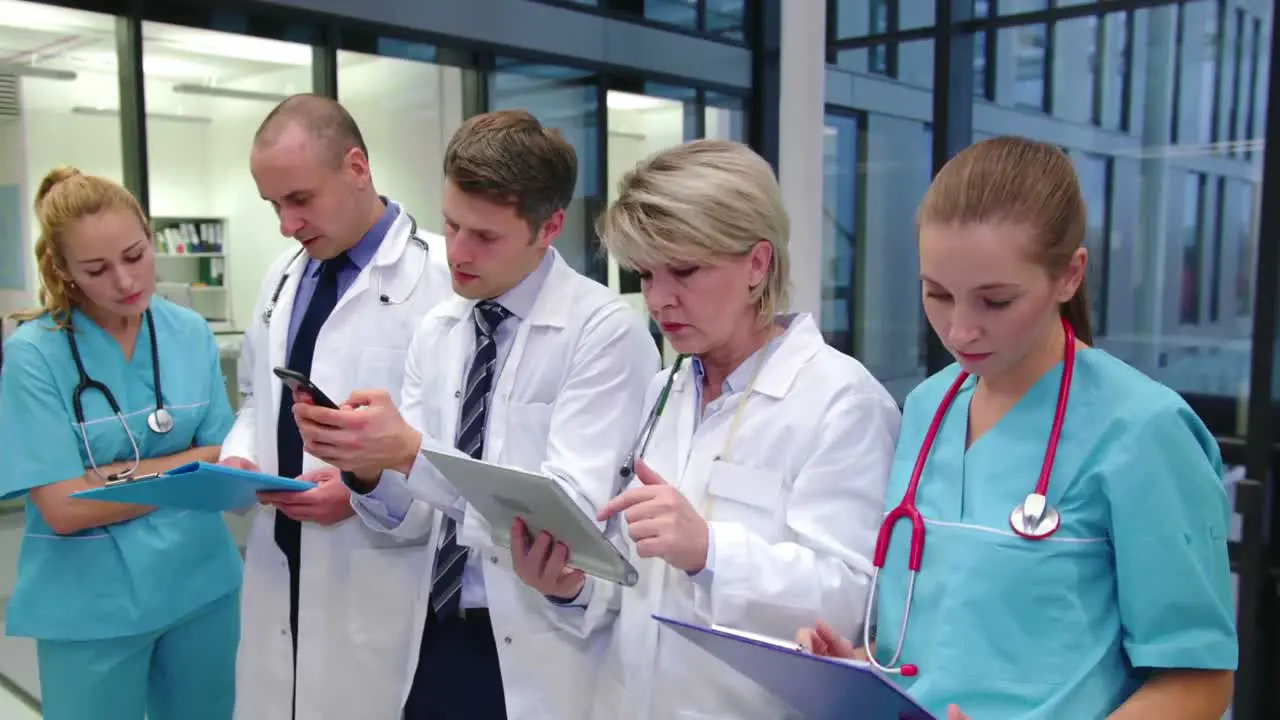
left=490, top=555, right=498, bottom=564
left=503, top=636, right=512, bottom=645
left=454, top=390, right=461, bottom=398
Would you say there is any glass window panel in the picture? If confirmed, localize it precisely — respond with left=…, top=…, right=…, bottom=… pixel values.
left=703, top=0, right=745, bottom=41
left=2, top=1, right=122, bottom=315
left=820, top=107, right=928, bottom=403
left=821, top=112, right=859, bottom=359
left=704, top=92, right=745, bottom=142
left=969, top=4, right=1270, bottom=426
left=337, top=45, right=467, bottom=241
left=0, top=2, right=124, bottom=702
left=489, top=61, right=602, bottom=283
left=1075, top=152, right=1110, bottom=334
left=141, top=21, right=311, bottom=332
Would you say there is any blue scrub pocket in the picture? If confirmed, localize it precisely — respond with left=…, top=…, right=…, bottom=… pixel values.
left=930, top=525, right=1110, bottom=686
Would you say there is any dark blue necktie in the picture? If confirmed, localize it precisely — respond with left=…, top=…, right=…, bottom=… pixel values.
left=273, top=254, right=348, bottom=710
left=431, top=300, right=511, bottom=619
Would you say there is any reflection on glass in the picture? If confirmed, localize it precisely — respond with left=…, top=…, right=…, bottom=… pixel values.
left=338, top=46, right=466, bottom=239
left=0, top=0, right=126, bottom=702
left=1180, top=173, right=1206, bottom=326
left=140, top=21, right=311, bottom=334
left=1011, top=24, right=1048, bottom=111
left=953, top=4, right=1273, bottom=420
left=2, top=0, right=122, bottom=311
left=821, top=114, right=858, bottom=357
left=1075, top=152, right=1110, bottom=335
left=489, top=60, right=601, bottom=282
left=704, top=92, right=745, bottom=142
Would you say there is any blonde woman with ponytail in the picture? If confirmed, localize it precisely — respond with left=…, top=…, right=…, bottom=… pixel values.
left=0, top=167, right=241, bottom=720
left=798, top=137, right=1236, bottom=720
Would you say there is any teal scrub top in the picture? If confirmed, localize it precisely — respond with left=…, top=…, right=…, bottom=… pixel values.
left=0, top=298, right=243, bottom=641
left=874, top=349, right=1238, bottom=719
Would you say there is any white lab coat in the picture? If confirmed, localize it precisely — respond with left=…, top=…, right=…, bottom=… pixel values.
left=351, top=250, right=660, bottom=719
left=219, top=210, right=454, bottom=720
left=566, top=314, right=901, bottom=719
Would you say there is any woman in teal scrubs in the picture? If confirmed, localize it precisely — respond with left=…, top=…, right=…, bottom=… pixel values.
left=799, top=137, right=1237, bottom=720
left=0, top=167, right=243, bottom=720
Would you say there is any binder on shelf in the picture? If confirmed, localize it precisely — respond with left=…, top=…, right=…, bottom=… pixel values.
left=71, top=461, right=314, bottom=512
left=653, top=615, right=937, bottom=720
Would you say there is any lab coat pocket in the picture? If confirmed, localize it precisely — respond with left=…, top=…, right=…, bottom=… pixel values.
left=704, top=460, right=784, bottom=540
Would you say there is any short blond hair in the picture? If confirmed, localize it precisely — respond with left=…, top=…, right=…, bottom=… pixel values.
left=598, top=139, right=790, bottom=325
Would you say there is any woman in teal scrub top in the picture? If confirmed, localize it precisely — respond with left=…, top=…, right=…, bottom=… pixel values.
left=0, top=167, right=243, bottom=720
left=799, top=137, right=1237, bottom=720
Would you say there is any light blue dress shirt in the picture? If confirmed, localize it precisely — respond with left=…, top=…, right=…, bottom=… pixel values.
left=285, top=198, right=399, bottom=355
left=366, top=249, right=556, bottom=609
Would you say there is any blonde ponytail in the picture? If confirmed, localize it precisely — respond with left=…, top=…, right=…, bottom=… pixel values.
left=9, top=166, right=150, bottom=329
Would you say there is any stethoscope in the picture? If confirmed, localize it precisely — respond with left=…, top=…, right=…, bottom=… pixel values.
left=618, top=344, right=769, bottom=486
left=66, top=307, right=172, bottom=484
left=619, top=354, right=687, bottom=481
left=262, top=214, right=430, bottom=326
left=861, top=316, right=1078, bottom=677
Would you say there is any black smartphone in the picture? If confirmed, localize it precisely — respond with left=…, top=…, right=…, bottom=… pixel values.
left=272, top=367, right=340, bottom=410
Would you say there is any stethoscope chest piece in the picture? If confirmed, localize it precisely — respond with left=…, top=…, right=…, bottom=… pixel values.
left=1010, top=491, right=1061, bottom=539
left=148, top=407, right=174, bottom=434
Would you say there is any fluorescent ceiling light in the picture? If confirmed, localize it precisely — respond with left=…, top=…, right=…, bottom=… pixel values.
left=71, top=106, right=211, bottom=124
left=172, top=84, right=290, bottom=102
left=0, top=64, right=76, bottom=81
left=607, top=91, right=678, bottom=111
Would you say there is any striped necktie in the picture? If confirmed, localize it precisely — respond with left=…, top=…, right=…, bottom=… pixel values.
left=431, top=299, right=511, bottom=618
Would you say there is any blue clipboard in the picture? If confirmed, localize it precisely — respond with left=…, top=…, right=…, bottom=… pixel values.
left=654, top=615, right=937, bottom=720
left=70, top=461, right=315, bottom=512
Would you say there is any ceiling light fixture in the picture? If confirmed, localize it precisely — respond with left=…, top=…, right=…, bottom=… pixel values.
left=171, top=84, right=291, bottom=102
left=0, top=64, right=77, bottom=81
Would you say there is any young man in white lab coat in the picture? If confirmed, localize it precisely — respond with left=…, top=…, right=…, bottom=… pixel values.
left=291, top=109, right=660, bottom=719
left=217, top=94, right=453, bottom=720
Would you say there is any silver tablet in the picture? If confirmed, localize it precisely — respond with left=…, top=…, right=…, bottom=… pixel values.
left=420, top=449, right=640, bottom=587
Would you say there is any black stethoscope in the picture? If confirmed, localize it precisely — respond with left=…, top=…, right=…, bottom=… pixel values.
left=66, top=308, right=171, bottom=482
left=619, top=354, right=687, bottom=481
left=261, top=214, right=429, bottom=326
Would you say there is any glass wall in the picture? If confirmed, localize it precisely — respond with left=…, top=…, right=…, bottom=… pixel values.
left=827, top=0, right=1276, bottom=716
left=338, top=43, right=469, bottom=254
left=0, top=0, right=122, bottom=326
left=489, top=59, right=604, bottom=282
left=140, top=22, right=312, bottom=335
left=0, top=1, right=125, bottom=707
left=534, top=0, right=748, bottom=41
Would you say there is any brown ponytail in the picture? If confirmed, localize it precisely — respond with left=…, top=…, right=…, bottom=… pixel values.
left=8, top=166, right=150, bottom=329
left=1060, top=281, right=1093, bottom=346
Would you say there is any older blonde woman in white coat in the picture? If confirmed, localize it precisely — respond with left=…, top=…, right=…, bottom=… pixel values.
left=511, top=139, right=902, bottom=719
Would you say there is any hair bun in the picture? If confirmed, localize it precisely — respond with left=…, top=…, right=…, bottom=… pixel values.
left=35, top=166, right=83, bottom=209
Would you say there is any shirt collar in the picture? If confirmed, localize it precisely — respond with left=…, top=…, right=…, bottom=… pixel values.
left=309, top=197, right=399, bottom=277
left=489, top=247, right=556, bottom=321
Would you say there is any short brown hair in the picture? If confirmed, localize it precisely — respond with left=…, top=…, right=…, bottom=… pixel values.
left=917, top=136, right=1094, bottom=344
left=443, top=110, right=577, bottom=231
left=254, top=93, right=369, bottom=168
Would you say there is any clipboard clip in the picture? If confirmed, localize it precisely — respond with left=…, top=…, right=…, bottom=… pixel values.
left=103, top=471, right=162, bottom=487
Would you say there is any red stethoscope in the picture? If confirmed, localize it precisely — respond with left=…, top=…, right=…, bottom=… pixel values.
left=861, top=316, right=1077, bottom=677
